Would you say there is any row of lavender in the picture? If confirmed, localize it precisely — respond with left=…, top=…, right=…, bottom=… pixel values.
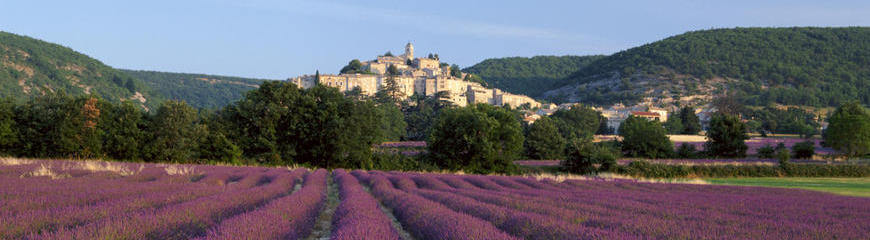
left=0, top=160, right=330, bottom=239
left=355, top=170, right=870, bottom=239
left=4, top=159, right=869, bottom=239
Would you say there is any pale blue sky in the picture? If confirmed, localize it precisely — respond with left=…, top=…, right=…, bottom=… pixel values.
left=1, top=0, right=868, bottom=79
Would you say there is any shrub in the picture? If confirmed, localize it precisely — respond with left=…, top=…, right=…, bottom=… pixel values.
left=776, top=149, right=791, bottom=166
left=705, top=114, right=749, bottom=158
left=427, top=104, right=523, bottom=174
left=562, top=141, right=618, bottom=174
left=618, top=116, right=674, bottom=158
left=617, top=161, right=870, bottom=178
left=757, top=144, right=775, bottom=159
left=791, top=141, right=815, bottom=159
left=676, top=143, right=700, bottom=159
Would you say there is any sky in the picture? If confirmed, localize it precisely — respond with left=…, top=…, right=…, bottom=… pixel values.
left=1, top=0, right=869, bottom=79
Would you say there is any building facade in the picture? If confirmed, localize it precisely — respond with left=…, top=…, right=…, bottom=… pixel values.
left=288, top=43, right=541, bottom=108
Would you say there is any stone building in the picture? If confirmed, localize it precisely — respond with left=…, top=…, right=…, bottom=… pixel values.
left=288, top=43, right=541, bottom=108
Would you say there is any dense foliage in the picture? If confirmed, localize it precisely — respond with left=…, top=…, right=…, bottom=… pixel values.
left=705, top=114, right=750, bottom=158
left=824, top=102, right=870, bottom=157
left=743, top=106, right=820, bottom=136
left=464, top=55, right=604, bottom=97
left=665, top=107, right=702, bottom=134
left=618, top=116, right=674, bottom=158
left=121, top=70, right=268, bottom=109
left=619, top=160, right=870, bottom=178
left=427, top=104, right=524, bottom=173
left=550, top=104, right=601, bottom=140
left=523, top=116, right=565, bottom=160
left=0, top=31, right=160, bottom=109
left=558, top=27, right=870, bottom=107
left=562, top=141, right=618, bottom=174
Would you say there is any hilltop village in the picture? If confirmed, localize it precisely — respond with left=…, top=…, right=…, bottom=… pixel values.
left=288, top=43, right=541, bottom=108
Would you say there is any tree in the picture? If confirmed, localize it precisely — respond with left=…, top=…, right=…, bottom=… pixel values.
left=705, top=113, right=749, bottom=158
left=524, top=116, right=565, bottom=160
left=378, top=104, right=406, bottom=142
left=375, top=67, right=404, bottom=104
left=550, top=105, right=601, bottom=141
left=224, top=82, right=383, bottom=168
left=679, top=107, right=702, bottom=134
left=427, top=104, right=523, bottom=173
left=144, top=100, right=199, bottom=163
left=404, top=92, right=452, bottom=141
left=450, top=64, right=462, bottom=78
left=824, top=102, right=870, bottom=157
left=386, top=64, right=400, bottom=76
left=0, top=98, right=19, bottom=155
left=618, top=116, right=674, bottom=158
left=339, top=59, right=366, bottom=74
left=315, top=70, right=321, bottom=84
left=791, top=140, right=815, bottom=159
left=712, top=94, right=744, bottom=116
left=562, top=140, right=618, bottom=174
left=663, top=113, right=684, bottom=134
left=101, top=101, right=145, bottom=160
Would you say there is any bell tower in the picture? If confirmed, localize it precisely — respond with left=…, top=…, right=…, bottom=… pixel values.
left=404, top=42, right=414, bottom=60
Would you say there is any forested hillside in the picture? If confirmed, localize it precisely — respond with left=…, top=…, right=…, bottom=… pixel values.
left=463, top=55, right=603, bottom=97
left=121, top=70, right=269, bottom=109
left=0, top=31, right=159, bottom=109
left=543, top=27, right=870, bottom=107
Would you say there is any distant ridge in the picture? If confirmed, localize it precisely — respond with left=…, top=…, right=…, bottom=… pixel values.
left=0, top=31, right=160, bottom=109
left=121, top=70, right=270, bottom=109
left=540, top=27, right=870, bottom=107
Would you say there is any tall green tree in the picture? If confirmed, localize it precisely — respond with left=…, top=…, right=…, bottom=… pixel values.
left=679, top=107, right=702, bottom=134
left=428, top=104, right=523, bottom=173
left=524, top=116, right=565, bottom=160
left=618, top=116, right=674, bottom=158
left=550, top=105, right=601, bottom=140
left=378, top=104, right=406, bottom=142
left=144, top=100, right=200, bottom=163
left=824, top=102, right=870, bottom=157
left=705, top=113, right=749, bottom=158
left=0, top=98, right=18, bottom=155
left=100, top=101, right=145, bottom=160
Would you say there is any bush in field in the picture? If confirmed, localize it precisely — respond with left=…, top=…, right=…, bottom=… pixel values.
left=676, top=143, right=700, bottom=159
left=428, top=104, right=523, bottom=174
left=562, top=140, right=618, bottom=174
left=791, top=141, right=815, bottom=159
left=824, top=102, right=870, bottom=158
left=619, top=116, right=673, bottom=158
left=524, top=116, right=566, bottom=160
left=617, top=160, right=870, bottom=178
left=757, top=144, right=776, bottom=159
left=776, top=149, right=791, bottom=166
left=705, top=114, right=749, bottom=158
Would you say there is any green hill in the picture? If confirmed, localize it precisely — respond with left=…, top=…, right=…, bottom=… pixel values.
left=0, top=31, right=159, bottom=109
left=121, top=70, right=269, bottom=109
left=543, top=27, right=870, bottom=107
left=463, top=55, right=604, bottom=97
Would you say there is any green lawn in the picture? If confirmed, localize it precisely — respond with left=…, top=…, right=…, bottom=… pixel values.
left=706, top=177, right=870, bottom=197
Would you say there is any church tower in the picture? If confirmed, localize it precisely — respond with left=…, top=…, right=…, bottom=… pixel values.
left=404, top=42, right=414, bottom=60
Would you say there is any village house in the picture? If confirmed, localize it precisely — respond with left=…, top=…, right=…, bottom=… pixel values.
left=288, top=43, right=541, bottom=108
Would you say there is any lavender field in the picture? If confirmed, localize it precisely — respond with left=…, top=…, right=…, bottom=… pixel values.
left=2, top=158, right=869, bottom=239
